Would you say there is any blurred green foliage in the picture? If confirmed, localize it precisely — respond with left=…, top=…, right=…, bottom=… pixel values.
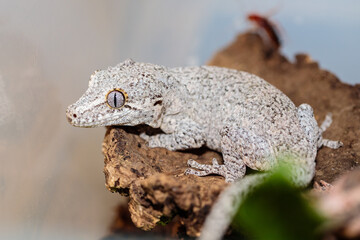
left=231, top=166, right=324, bottom=240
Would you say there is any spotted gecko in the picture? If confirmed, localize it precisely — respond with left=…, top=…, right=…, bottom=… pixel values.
left=66, top=59, right=342, bottom=239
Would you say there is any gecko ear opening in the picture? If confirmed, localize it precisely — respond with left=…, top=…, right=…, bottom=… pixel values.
left=106, top=88, right=128, bottom=109
left=153, top=100, right=163, bottom=106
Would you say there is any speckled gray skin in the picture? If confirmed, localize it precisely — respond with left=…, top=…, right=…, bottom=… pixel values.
left=67, top=59, right=341, bottom=183
left=66, top=59, right=342, bottom=240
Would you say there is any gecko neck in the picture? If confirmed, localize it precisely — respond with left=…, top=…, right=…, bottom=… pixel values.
left=145, top=69, right=184, bottom=129
left=141, top=69, right=175, bottom=128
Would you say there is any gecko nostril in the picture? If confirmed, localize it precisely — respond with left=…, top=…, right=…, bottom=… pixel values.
left=73, top=114, right=77, bottom=118
left=66, top=115, right=72, bottom=123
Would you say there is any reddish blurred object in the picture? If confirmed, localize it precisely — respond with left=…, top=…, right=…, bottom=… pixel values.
left=247, top=13, right=281, bottom=51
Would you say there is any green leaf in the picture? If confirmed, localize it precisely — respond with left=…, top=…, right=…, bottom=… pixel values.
left=232, top=166, right=324, bottom=240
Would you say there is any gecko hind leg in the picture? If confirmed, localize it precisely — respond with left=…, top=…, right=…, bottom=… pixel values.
left=320, top=113, right=333, bottom=132
left=185, top=125, right=248, bottom=183
left=320, top=113, right=343, bottom=149
left=185, top=156, right=245, bottom=183
left=185, top=158, right=224, bottom=177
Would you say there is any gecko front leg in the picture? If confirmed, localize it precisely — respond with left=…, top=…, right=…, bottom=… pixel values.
left=140, top=118, right=205, bottom=151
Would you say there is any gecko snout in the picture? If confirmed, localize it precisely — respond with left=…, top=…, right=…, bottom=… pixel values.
left=66, top=114, right=74, bottom=124
left=66, top=108, right=77, bottom=125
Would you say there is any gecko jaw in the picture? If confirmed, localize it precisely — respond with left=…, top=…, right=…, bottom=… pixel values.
left=66, top=107, right=135, bottom=128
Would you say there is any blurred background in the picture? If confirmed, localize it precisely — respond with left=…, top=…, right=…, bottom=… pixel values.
left=0, top=0, right=359, bottom=239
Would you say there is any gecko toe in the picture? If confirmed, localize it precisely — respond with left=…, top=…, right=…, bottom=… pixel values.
left=185, top=168, right=207, bottom=177
left=184, top=168, right=192, bottom=175
left=185, top=168, right=199, bottom=175
left=187, top=159, right=198, bottom=167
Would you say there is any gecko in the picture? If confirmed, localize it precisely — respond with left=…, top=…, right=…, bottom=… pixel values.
left=66, top=59, right=342, bottom=239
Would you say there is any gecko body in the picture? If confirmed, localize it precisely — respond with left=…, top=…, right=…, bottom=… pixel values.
left=66, top=59, right=342, bottom=239
left=67, top=59, right=341, bottom=183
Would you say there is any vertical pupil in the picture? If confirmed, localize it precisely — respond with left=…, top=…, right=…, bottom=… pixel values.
left=107, top=90, right=125, bottom=108
left=114, top=92, right=117, bottom=107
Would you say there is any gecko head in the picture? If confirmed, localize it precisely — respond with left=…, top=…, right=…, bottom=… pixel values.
left=66, top=59, right=168, bottom=128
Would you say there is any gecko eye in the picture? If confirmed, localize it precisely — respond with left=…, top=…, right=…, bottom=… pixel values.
left=106, top=89, right=127, bottom=109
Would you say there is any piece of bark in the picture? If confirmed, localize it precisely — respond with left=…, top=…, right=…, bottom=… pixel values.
left=107, top=202, right=183, bottom=239
left=103, top=126, right=225, bottom=237
left=103, top=32, right=360, bottom=236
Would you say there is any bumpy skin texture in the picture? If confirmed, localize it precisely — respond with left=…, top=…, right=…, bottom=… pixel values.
left=67, top=59, right=341, bottom=185
left=67, top=59, right=343, bottom=240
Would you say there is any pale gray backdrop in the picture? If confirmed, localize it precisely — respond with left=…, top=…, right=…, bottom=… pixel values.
left=0, top=0, right=359, bottom=239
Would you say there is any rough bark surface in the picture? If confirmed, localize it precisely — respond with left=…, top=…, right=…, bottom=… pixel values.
left=103, top=126, right=225, bottom=237
left=103, top=32, right=360, bottom=237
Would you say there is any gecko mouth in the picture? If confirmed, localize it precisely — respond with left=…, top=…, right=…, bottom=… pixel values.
left=68, top=114, right=133, bottom=128
left=66, top=105, right=137, bottom=127
left=66, top=115, right=73, bottom=124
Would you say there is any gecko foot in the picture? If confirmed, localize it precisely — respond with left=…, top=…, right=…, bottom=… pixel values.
left=185, top=159, right=235, bottom=182
left=319, top=113, right=343, bottom=149
left=187, top=158, right=225, bottom=172
left=184, top=168, right=210, bottom=177
left=322, top=139, right=343, bottom=149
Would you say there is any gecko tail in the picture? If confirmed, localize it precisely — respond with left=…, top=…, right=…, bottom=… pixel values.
left=199, top=173, right=268, bottom=240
